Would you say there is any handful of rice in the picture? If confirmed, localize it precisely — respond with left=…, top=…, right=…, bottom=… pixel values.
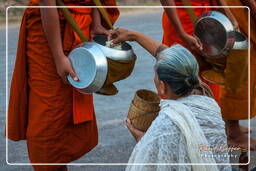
left=105, top=40, right=122, bottom=50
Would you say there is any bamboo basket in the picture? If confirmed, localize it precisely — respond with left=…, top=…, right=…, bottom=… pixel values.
left=127, top=89, right=160, bottom=131
left=133, top=89, right=160, bottom=112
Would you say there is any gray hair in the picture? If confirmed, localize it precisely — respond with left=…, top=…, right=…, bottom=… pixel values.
left=155, top=44, right=199, bottom=96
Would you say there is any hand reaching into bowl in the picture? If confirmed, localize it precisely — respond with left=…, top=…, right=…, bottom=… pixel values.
left=108, top=28, right=163, bottom=57
left=108, top=28, right=137, bottom=46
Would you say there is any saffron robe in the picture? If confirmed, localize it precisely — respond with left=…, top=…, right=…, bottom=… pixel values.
left=220, top=0, right=256, bottom=120
left=7, top=0, right=119, bottom=170
left=161, top=0, right=221, bottom=103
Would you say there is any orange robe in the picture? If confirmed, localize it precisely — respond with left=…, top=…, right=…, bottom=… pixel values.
left=220, top=0, right=256, bottom=120
left=7, top=0, right=119, bottom=170
left=162, top=0, right=221, bottom=103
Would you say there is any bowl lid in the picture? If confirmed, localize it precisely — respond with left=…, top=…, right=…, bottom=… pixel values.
left=67, top=46, right=102, bottom=90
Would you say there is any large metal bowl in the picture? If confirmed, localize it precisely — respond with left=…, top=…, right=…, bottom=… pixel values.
left=195, top=11, right=236, bottom=59
left=93, top=35, right=136, bottom=61
left=67, top=42, right=108, bottom=94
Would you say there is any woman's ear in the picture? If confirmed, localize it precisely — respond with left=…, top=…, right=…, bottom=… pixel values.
left=158, top=80, right=167, bottom=99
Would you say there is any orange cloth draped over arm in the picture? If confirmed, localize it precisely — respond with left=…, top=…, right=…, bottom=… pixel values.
left=7, top=0, right=119, bottom=170
left=220, top=0, right=256, bottom=120
left=161, top=0, right=221, bottom=103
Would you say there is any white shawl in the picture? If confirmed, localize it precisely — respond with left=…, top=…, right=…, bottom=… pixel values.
left=126, top=95, right=231, bottom=171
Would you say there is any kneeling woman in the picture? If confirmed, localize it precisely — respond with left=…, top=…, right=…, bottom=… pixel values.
left=109, top=29, right=232, bottom=171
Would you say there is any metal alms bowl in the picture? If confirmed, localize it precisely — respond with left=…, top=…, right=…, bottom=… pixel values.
left=93, top=34, right=136, bottom=61
left=195, top=11, right=236, bottom=59
left=67, top=42, right=108, bottom=94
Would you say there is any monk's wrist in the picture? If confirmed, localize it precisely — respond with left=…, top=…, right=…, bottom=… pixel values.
left=52, top=50, right=66, bottom=62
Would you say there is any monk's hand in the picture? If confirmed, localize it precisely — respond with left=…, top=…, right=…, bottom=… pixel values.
left=181, top=33, right=203, bottom=51
left=56, top=56, right=79, bottom=84
left=91, top=23, right=110, bottom=37
left=108, top=28, right=136, bottom=47
left=125, top=118, right=145, bottom=142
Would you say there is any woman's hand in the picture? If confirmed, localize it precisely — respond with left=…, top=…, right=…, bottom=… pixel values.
left=108, top=28, right=136, bottom=45
left=181, top=33, right=203, bottom=51
left=125, top=118, right=145, bottom=142
left=109, top=28, right=162, bottom=57
left=55, top=55, right=79, bottom=84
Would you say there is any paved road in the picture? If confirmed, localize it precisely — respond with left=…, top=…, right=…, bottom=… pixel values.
left=1, top=9, right=255, bottom=171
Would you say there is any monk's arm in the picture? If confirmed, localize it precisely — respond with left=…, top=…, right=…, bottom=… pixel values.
left=91, top=9, right=110, bottom=36
left=218, top=0, right=239, bottom=31
left=160, top=0, right=202, bottom=50
left=240, top=0, right=256, bottom=18
left=39, top=0, right=78, bottom=82
left=39, top=0, right=64, bottom=62
left=245, top=0, right=256, bottom=14
left=160, top=0, right=186, bottom=39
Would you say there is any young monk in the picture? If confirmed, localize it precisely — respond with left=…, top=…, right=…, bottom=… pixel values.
left=160, top=0, right=256, bottom=151
left=7, top=0, right=119, bottom=170
left=109, top=28, right=231, bottom=171
left=160, top=0, right=239, bottom=103
left=220, top=0, right=256, bottom=151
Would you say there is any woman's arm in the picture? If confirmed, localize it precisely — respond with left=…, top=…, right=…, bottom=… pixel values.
left=160, top=0, right=202, bottom=50
left=109, top=28, right=163, bottom=57
left=40, top=0, right=78, bottom=83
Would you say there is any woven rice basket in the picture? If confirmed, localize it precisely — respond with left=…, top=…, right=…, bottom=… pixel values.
left=127, top=89, right=160, bottom=131
left=133, top=89, right=160, bottom=112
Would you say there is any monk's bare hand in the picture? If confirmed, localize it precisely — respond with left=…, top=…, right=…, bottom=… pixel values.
left=56, top=56, right=78, bottom=84
left=91, top=23, right=110, bottom=37
left=125, top=118, right=145, bottom=142
left=108, top=28, right=136, bottom=46
left=181, top=33, right=203, bottom=51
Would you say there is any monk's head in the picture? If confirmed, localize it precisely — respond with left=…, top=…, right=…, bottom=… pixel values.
left=154, top=44, right=199, bottom=99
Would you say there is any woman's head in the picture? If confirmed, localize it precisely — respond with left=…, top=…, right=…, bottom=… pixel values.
left=154, top=44, right=199, bottom=99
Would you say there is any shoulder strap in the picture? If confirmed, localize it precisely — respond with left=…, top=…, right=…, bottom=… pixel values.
left=56, top=0, right=88, bottom=42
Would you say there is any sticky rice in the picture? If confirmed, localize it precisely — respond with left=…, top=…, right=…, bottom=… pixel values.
left=105, top=40, right=122, bottom=50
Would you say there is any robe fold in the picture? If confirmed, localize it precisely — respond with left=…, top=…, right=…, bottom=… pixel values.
left=7, top=0, right=119, bottom=170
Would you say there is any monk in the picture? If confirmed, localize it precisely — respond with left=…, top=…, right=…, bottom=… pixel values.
left=220, top=0, right=256, bottom=150
left=7, top=0, right=119, bottom=170
left=160, top=0, right=238, bottom=103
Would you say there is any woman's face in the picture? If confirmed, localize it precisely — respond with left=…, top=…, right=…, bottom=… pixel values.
left=154, top=71, right=165, bottom=99
left=154, top=71, right=181, bottom=100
